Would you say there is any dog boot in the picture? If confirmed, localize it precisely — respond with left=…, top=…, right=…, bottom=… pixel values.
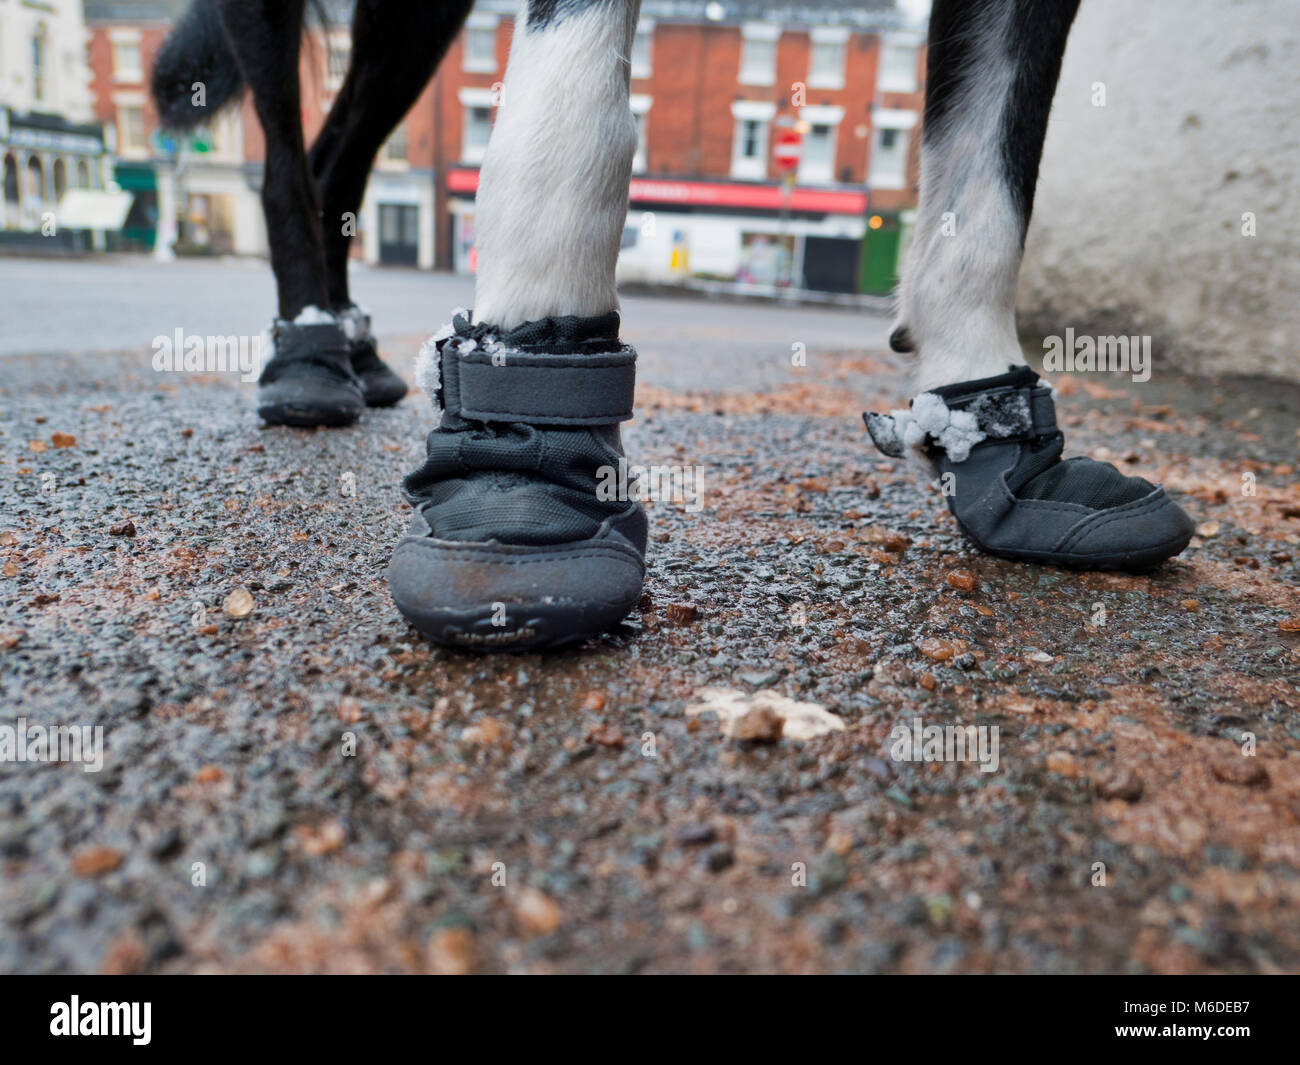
left=864, top=365, right=1194, bottom=570
left=387, top=310, right=647, bottom=651
left=336, top=305, right=408, bottom=408
left=257, top=309, right=365, bottom=427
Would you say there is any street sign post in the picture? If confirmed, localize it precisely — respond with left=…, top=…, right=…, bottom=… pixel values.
left=773, top=128, right=802, bottom=171
left=773, top=130, right=802, bottom=288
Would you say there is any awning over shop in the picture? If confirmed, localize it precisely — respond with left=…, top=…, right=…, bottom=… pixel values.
left=56, top=189, right=135, bottom=230
left=445, top=167, right=869, bottom=216
left=113, top=163, right=157, bottom=191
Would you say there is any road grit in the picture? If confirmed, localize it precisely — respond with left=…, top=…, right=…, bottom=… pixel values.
left=1, top=341, right=1298, bottom=974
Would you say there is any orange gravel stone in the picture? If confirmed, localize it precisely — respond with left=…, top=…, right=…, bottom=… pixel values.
left=1211, top=758, right=1269, bottom=787
left=664, top=602, right=699, bottom=624
left=428, top=926, right=477, bottom=975
left=514, top=888, right=563, bottom=937
left=72, top=846, right=123, bottom=878
left=945, top=569, right=977, bottom=592
left=918, top=638, right=957, bottom=662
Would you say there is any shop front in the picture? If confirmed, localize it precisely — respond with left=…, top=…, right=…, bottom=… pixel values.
left=0, top=106, right=111, bottom=247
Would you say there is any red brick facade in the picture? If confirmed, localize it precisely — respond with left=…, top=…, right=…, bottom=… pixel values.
left=84, top=6, right=923, bottom=276
left=429, top=16, right=924, bottom=196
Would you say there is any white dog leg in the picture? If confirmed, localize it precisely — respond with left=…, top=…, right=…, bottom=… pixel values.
left=472, top=0, right=641, bottom=330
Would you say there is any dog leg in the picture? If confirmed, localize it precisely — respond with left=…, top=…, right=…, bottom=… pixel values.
left=866, top=0, right=1193, bottom=570
left=472, top=0, right=640, bottom=328
left=388, top=0, right=648, bottom=652
left=310, top=0, right=475, bottom=311
left=893, top=0, right=1077, bottom=389
left=308, top=0, right=475, bottom=406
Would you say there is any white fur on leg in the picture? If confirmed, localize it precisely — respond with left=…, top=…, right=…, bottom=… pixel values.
left=472, top=1, right=639, bottom=330
left=898, top=6, right=1027, bottom=393
left=413, top=309, right=470, bottom=425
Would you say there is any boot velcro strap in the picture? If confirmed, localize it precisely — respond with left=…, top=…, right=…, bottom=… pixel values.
left=862, top=383, right=1056, bottom=460
left=945, top=383, right=1057, bottom=440
left=440, top=344, right=636, bottom=426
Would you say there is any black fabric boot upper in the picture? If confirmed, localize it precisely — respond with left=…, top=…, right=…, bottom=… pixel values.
left=332, top=305, right=409, bottom=407
left=402, top=311, right=647, bottom=551
left=257, top=315, right=365, bottom=426
left=929, top=367, right=1153, bottom=510
left=259, top=318, right=360, bottom=391
left=863, top=365, right=1195, bottom=569
left=387, top=309, right=648, bottom=651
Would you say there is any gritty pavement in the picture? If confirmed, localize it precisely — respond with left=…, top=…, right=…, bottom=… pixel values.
left=2, top=256, right=1299, bottom=975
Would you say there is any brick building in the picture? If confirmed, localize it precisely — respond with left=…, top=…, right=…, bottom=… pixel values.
left=437, top=0, right=925, bottom=293
left=81, top=0, right=925, bottom=293
left=85, top=0, right=322, bottom=256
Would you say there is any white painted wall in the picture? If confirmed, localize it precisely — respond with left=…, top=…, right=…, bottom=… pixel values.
left=187, top=165, right=267, bottom=257
left=1018, top=0, right=1300, bottom=381
left=0, top=0, right=94, bottom=120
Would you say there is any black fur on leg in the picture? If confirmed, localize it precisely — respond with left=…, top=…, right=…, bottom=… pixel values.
left=526, top=0, right=623, bottom=31
left=150, top=0, right=243, bottom=130
left=214, top=0, right=328, bottom=319
left=923, top=0, right=1080, bottom=245
left=1001, top=0, right=1081, bottom=235
left=309, top=0, right=475, bottom=309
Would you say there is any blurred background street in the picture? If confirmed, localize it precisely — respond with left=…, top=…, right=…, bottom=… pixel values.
left=0, top=256, right=889, bottom=394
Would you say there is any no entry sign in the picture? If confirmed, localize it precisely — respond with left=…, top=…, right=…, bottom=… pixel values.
left=773, top=128, right=802, bottom=170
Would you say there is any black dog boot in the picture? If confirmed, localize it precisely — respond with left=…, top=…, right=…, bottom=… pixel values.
left=864, top=366, right=1194, bottom=570
left=257, top=310, right=365, bottom=427
left=387, top=310, right=647, bottom=651
left=337, top=305, right=408, bottom=408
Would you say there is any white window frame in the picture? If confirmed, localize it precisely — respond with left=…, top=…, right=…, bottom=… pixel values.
left=31, top=24, right=49, bottom=104
left=631, top=18, right=654, bottom=79
left=458, top=87, right=497, bottom=164
left=462, top=14, right=498, bottom=74
left=867, top=108, right=918, bottom=190
left=807, top=26, right=848, bottom=90
left=379, top=120, right=409, bottom=170
left=206, top=108, right=243, bottom=162
left=109, top=29, right=143, bottom=84
left=730, top=99, right=775, bottom=181
left=630, top=94, right=651, bottom=174
left=113, top=94, right=147, bottom=158
left=877, top=33, right=920, bottom=94
left=796, top=104, right=843, bottom=185
left=738, top=23, right=778, bottom=87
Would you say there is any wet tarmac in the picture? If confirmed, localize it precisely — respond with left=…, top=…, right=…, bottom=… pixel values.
left=2, top=258, right=1298, bottom=973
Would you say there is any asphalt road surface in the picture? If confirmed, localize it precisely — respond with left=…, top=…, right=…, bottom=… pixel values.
left=2, top=255, right=1298, bottom=974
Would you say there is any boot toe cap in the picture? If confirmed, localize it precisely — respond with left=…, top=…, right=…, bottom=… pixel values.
left=258, top=376, right=364, bottom=427
left=387, top=528, right=644, bottom=652
left=1052, top=488, right=1196, bottom=569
